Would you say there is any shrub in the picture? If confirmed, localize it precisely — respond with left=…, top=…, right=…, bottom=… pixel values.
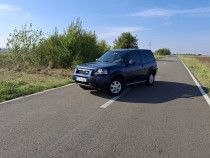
left=154, top=48, right=171, bottom=55
left=6, top=19, right=112, bottom=69
left=97, top=40, right=111, bottom=56
left=37, top=19, right=101, bottom=68
left=6, top=23, right=45, bottom=66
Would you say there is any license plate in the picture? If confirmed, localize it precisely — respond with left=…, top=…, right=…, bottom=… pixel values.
left=76, top=77, right=87, bottom=82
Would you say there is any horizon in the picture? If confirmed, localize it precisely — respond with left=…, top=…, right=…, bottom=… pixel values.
left=1, top=0, right=210, bottom=55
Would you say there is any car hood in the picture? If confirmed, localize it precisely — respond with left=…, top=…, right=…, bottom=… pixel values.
left=77, top=62, right=123, bottom=69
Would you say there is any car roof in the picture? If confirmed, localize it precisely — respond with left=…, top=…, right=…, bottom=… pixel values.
left=111, top=49, right=151, bottom=51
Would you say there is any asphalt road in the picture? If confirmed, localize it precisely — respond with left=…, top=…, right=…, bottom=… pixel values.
left=0, top=56, right=210, bottom=158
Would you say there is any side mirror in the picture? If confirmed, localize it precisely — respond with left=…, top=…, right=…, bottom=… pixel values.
left=128, top=60, right=135, bottom=65
left=96, top=59, right=99, bottom=62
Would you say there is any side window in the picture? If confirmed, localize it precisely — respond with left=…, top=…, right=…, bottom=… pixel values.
left=140, top=51, right=154, bottom=64
left=139, top=52, right=146, bottom=64
left=147, top=50, right=155, bottom=61
left=126, top=51, right=141, bottom=64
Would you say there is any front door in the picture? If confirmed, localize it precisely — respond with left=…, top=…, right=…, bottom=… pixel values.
left=125, top=51, right=144, bottom=83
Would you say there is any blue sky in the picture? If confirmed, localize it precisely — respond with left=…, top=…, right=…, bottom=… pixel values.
left=1, top=0, right=210, bottom=55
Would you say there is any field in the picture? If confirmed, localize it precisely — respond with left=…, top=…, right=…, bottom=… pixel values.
left=192, top=56, right=210, bottom=66
left=0, top=53, right=74, bottom=102
left=178, top=55, right=210, bottom=94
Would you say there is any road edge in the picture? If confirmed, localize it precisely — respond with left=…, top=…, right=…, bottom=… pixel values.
left=179, top=57, right=210, bottom=106
left=0, top=83, right=75, bottom=105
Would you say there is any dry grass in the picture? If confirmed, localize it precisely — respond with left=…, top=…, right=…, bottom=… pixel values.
left=0, top=68, right=73, bottom=86
left=154, top=54, right=169, bottom=60
left=192, top=56, right=210, bottom=66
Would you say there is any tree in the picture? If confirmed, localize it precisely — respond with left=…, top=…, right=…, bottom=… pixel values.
left=6, top=23, right=45, bottom=66
left=37, top=18, right=100, bottom=68
left=7, top=19, right=112, bottom=68
left=154, top=48, right=171, bottom=55
left=97, top=40, right=111, bottom=56
left=113, top=32, right=138, bottom=49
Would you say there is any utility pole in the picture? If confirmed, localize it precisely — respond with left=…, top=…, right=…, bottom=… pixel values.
left=149, top=41, right=151, bottom=50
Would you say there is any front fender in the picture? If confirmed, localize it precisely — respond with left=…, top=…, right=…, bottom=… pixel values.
left=147, top=66, right=158, bottom=75
left=109, top=71, right=125, bottom=82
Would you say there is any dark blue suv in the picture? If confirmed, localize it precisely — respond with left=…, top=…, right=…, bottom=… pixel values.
left=73, top=49, right=158, bottom=95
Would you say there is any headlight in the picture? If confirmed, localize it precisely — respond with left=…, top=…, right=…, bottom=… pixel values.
left=94, top=69, right=108, bottom=75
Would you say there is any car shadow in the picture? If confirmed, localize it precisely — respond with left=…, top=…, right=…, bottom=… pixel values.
left=90, top=81, right=204, bottom=104
left=90, top=89, right=113, bottom=100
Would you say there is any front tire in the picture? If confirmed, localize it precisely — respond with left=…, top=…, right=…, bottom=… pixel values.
left=107, top=78, right=124, bottom=96
left=146, top=72, right=155, bottom=86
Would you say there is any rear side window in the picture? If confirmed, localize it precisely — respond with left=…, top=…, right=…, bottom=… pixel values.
left=147, top=50, right=155, bottom=61
left=126, top=51, right=141, bottom=64
left=140, top=50, right=155, bottom=64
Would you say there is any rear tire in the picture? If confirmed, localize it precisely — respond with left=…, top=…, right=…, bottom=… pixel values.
left=107, top=78, right=124, bottom=96
left=146, top=72, right=155, bottom=86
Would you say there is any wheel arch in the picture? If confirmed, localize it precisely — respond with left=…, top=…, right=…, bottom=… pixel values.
left=109, top=71, right=126, bottom=83
left=147, top=66, right=158, bottom=76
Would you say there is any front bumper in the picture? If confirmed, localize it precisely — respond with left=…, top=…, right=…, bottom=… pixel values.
left=72, top=68, right=110, bottom=89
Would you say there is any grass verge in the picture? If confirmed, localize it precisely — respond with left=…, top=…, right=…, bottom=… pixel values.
left=0, top=71, right=74, bottom=102
left=0, top=78, right=74, bottom=103
left=0, top=54, right=74, bottom=102
left=178, top=55, right=210, bottom=94
left=154, top=54, right=168, bottom=60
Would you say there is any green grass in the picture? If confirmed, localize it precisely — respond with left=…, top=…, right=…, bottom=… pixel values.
left=178, top=55, right=210, bottom=94
left=0, top=79, right=73, bottom=102
left=0, top=54, right=74, bottom=103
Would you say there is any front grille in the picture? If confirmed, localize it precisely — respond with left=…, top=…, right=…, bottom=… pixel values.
left=77, top=70, right=89, bottom=75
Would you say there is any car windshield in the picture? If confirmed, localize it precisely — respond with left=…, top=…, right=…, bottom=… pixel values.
left=98, top=51, right=127, bottom=63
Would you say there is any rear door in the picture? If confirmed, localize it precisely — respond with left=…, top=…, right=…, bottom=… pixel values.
left=139, top=50, right=156, bottom=79
left=124, top=50, right=145, bottom=83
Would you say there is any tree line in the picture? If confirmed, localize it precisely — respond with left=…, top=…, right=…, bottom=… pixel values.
left=6, top=18, right=170, bottom=69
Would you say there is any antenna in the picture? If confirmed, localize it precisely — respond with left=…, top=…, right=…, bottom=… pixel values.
left=149, top=41, right=151, bottom=50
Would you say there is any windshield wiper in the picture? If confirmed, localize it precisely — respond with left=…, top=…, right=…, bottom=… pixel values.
left=99, top=60, right=112, bottom=63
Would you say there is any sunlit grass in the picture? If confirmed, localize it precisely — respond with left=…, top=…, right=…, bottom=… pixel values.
left=178, top=55, right=210, bottom=94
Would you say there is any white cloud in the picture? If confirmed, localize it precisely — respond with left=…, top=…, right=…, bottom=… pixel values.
left=98, top=26, right=148, bottom=39
left=0, top=4, right=20, bottom=13
left=125, top=7, right=210, bottom=18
